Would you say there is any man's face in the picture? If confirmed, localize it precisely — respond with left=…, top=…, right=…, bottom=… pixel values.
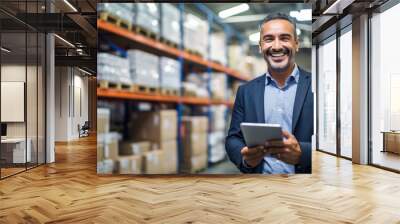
left=259, top=19, right=299, bottom=74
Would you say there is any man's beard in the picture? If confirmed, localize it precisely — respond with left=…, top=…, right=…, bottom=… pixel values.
left=263, top=47, right=293, bottom=74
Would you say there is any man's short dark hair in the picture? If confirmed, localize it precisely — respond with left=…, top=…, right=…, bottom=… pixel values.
left=259, top=13, right=297, bottom=40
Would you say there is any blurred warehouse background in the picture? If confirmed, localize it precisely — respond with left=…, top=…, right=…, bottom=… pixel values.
left=97, top=3, right=312, bottom=175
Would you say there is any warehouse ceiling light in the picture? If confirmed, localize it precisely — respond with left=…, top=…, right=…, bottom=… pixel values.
left=1, top=47, right=11, bottom=53
left=218, top=4, right=249, bottom=19
left=54, top=34, right=75, bottom=48
left=248, top=32, right=260, bottom=43
left=223, top=14, right=268, bottom=23
left=296, top=28, right=301, bottom=36
left=290, top=9, right=312, bottom=21
left=63, top=0, right=78, bottom=12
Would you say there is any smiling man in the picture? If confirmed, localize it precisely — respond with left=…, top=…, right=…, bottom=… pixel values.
left=225, top=13, right=313, bottom=174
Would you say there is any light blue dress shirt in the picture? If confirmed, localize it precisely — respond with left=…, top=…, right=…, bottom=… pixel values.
left=262, top=65, right=299, bottom=174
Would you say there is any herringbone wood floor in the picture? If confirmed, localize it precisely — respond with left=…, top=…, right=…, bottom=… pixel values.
left=1, top=135, right=400, bottom=223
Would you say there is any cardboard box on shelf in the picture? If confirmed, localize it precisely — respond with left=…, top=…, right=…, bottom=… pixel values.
left=182, top=133, right=207, bottom=157
left=98, top=132, right=121, bottom=160
left=191, top=154, right=208, bottom=172
left=181, top=116, right=208, bottom=134
left=210, top=32, right=227, bottom=65
left=97, top=108, right=110, bottom=134
left=160, top=140, right=178, bottom=174
left=119, top=141, right=151, bottom=156
left=116, top=155, right=143, bottom=174
left=144, top=150, right=164, bottom=174
left=181, top=154, right=207, bottom=173
left=128, top=110, right=177, bottom=144
left=228, top=44, right=246, bottom=71
left=97, top=143, right=104, bottom=162
left=97, top=159, right=114, bottom=174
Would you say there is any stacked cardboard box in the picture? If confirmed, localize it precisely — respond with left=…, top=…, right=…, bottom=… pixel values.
left=181, top=116, right=208, bottom=173
left=116, top=141, right=150, bottom=174
left=135, top=3, right=160, bottom=34
left=160, top=3, right=180, bottom=45
left=97, top=131, right=121, bottom=174
left=97, top=132, right=121, bottom=161
left=160, top=57, right=181, bottom=91
left=97, top=159, right=114, bottom=174
left=127, top=110, right=178, bottom=174
left=97, top=108, right=110, bottom=134
left=97, top=108, right=122, bottom=174
left=127, top=50, right=160, bottom=88
left=116, top=155, right=143, bottom=174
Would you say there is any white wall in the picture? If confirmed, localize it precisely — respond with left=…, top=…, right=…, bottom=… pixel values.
left=55, top=67, right=89, bottom=141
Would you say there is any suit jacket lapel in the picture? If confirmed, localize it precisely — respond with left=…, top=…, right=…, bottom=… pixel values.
left=255, top=74, right=266, bottom=123
left=292, top=69, right=310, bottom=132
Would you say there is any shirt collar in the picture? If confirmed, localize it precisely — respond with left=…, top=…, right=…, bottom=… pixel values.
left=265, top=64, right=299, bottom=87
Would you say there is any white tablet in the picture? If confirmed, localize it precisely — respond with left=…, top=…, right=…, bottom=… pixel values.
left=240, top=122, right=283, bottom=148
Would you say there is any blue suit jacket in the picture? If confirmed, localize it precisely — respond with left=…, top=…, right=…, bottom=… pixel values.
left=225, top=67, right=313, bottom=174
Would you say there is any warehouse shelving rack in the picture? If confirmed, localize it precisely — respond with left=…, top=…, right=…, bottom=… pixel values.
left=97, top=3, right=249, bottom=172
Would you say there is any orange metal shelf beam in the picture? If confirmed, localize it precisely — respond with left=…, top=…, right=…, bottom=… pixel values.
left=97, top=88, right=232, bottom=107
left=98, top=20, right=250, bottom=81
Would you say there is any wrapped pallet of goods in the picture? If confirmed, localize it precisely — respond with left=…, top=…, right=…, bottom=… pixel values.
left=209, top=131, right=226, bottom=163
left=98, top=3, right=135, bottom=29
left=127, top=50, right=160, bottom=92
left=209, top=105, right=227, bottom=133
left=160, top=3, right=180, bottom=46
left=228, top=44, right=250, bottom=73
left=209, top=105, right=228, bottom=163
left=184, top=13, right=209, bottom=57
left=183, top=73, right=209, bottom=98
left=210, top=73, right=227, bottom=100
left=210, top=32, right=227, bottom=65
left=135, top=3, right=160, bottom=35
left=97, top=53, right=131, bottom=88
left=160, top=57, right=181, bottom=95
left=97, top=131, right=122, bottom=174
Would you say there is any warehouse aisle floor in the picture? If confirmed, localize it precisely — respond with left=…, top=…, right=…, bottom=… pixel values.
left=201, top=160, right=241, bottom=174
left=1, top=135, right=400, bottom=223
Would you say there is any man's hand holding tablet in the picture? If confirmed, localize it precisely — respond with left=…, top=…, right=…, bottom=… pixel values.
left=240, top=123, right=302, bottom=168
